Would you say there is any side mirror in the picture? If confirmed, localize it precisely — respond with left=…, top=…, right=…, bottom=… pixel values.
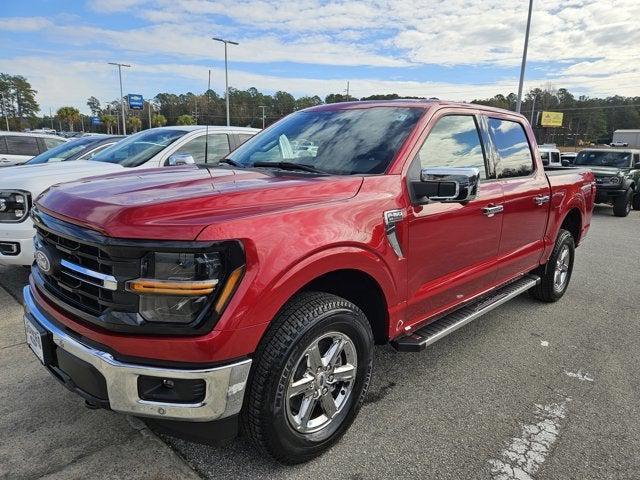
left=166, top=153, right=195, bottom=166
left=414, top=167, right=480, bottom=203
left=561, top=159, right=570, bottom=167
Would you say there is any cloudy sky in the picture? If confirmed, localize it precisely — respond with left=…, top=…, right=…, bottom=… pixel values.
left=1, top=0, right=638, bottom=114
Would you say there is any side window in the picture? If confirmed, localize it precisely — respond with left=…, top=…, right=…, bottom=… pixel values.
left=43, top=137, right=65, bottom=149
left=633, top=153, right=639, bottom=166
left=415, top=115, right=487, bottom=179
left=488, top=118, right=534, bottom=179
left=551, top=152, right=560, bottom=164
left=6, top=136, right=39, bottom=156
left=175, top=134, right=230, bottom=164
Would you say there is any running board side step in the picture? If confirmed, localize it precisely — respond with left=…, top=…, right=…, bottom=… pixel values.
left=391, top=275, right=540, bottom=352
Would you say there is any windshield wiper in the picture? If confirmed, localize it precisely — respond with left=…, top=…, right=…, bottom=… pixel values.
left=218, top=158, right=243, bottom=167
left=252, top=161, right=328, bottom=174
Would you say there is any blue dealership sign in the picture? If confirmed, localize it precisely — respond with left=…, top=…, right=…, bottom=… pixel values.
left=91, top=116, right=102, bottom=125
left=128, top=94, right=144, bottom=110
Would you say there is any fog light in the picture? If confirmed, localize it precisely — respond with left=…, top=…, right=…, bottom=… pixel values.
left=138, top=376, right=206, bottom=404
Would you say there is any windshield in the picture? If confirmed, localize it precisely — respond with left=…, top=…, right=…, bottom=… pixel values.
left=26, top=137, right=96, bottom=165
left=228, top=107, right=424, bottom=175
left=92, top=129, right=188, bottom=167
left=575, top=150, right=632, bottom=168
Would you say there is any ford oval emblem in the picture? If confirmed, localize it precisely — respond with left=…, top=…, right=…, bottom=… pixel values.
left=35, top=250, right=52, bottom=274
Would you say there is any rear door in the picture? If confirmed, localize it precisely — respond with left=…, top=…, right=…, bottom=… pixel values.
left=405, top=111, right=504, bottom=325
left=486, top=116, right=551, bottom=285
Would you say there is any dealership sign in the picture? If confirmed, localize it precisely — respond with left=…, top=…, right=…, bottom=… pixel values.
left=541, top=111, right=564, bottom=127
left=128, top=94, right=144, bottom=110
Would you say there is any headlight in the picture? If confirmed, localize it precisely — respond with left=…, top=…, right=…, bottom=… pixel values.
left=0, top=190, right=31, bottom=223
left=607, top=176, right=621, bottom=185
left=126, top=251, right=243, bottom=324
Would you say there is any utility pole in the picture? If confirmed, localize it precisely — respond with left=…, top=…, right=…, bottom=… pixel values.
left=345, top=81, right=350, bottom=100
left=49, top=107, right=54, bottom=129
left=147, top=101, right=152, bottom=129
left=108, top=62, right=131, bottom=135
left=212, top=37, right=239, bottom=126
left=515, top=0, right=534, bottom=113
left=0, top=92, right=9, bottom=131
left=258, top=105, right=267, bottom=129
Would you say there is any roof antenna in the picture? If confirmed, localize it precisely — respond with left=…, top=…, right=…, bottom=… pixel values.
left=204, top=69, right=211, bottom=163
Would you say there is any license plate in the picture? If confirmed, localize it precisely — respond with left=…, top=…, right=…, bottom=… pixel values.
left=24, top=315, right=46, bottom=364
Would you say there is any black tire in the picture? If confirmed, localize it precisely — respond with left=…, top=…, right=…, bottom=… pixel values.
left=242, top=291, right=374, bottom=464
left=632, top=191, right=640, bottom=211
left=530, top=229, right=575, bottom=303
left=613, top=189, right=632, bottom=217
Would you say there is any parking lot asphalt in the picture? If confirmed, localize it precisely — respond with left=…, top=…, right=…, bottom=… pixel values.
left=1, top=205, right=639, bottom=479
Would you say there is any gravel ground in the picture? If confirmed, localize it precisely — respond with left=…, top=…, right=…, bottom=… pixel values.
left=1, top=205, right=638, bottom=479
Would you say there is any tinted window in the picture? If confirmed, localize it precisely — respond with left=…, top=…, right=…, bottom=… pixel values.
left=488, top=119, right=534, bottom=178
left=92, top=129, right=188, bottom=167
left=551, top=152, right=560, bottom=164
left=43, top=137, right=65, bottom=149
left=415, top=115, right=487, bottom=179
left=230, top=107, right=423, bottom=175
left=5, top=136, right=39, bottom=156
left=0, top=138, right=6, bottom=155
left=175, top=134, right=230, bottom=164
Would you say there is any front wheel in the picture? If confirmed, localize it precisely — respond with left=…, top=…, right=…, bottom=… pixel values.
left=632, top=191, right=640, bottom=211
left=613, top=189, right=632, bottom=217
left=242, top=292, right=373, bottom=464
left=530, top=229, right=575, bottom=302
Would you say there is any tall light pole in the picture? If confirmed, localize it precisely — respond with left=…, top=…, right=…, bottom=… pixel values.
left=258, top=105, right=267, bottom=129
left=516, top=0, right=534, bottom=113
left=108, top=62, right=131, bottom=134
left=212, top=37, right=239, bottom=126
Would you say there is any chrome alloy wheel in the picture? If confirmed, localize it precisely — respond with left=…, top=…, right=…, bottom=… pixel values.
left=285, top=332, right=357, bottom=434
left=553, top=244, right=570, bottom=292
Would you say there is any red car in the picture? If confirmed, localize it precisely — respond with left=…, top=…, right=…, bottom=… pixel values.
left=23, top=100, right=594, bottom=463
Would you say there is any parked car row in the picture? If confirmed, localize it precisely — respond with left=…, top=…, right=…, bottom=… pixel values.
left=0, top=131, right=67, bottom=167
left=5, top=100, right=600, bottom=464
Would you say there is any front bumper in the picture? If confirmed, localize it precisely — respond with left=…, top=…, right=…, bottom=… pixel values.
left=23, top=286, right=252, bottom=422
left=594, top=186, right=626, bottom=203
left=0, top=220, right=35, bottom=266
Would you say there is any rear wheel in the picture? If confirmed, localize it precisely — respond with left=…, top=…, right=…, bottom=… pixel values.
left=613, top=189, right=632, bottom=217
left=242, top=291, right=373, bottom=464
left=632, top=191, right=640, bottom=211
left=530, top=229, right=575, bottom=302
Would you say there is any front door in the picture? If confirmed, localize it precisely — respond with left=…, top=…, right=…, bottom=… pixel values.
left=405, top=112, right=504, bottom=326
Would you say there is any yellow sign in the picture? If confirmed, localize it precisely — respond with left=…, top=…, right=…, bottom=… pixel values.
left=541, top=111, right=564, bottom=127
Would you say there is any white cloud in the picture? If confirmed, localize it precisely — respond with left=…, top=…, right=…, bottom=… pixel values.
left=0, top=16, right=51, bottom=32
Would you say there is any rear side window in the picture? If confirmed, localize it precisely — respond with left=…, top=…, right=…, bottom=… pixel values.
left=5, top=136, right=39, bottom=156
left=415, top=115, right=487, bottom=179
left=488, top=118, right=534, bottom=178
left=237, top=133, right=253, bottom=145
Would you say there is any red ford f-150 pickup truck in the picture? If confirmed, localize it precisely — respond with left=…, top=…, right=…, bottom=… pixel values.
left=23, top=100, right=594, bottom=463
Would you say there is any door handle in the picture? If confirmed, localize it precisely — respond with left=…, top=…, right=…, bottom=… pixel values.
left=534, top=195, right=550, bottom=205
left=482, top=205, right=504, bottom=217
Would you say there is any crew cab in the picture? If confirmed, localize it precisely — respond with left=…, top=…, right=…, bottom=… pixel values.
left=22, top=101, right=594, bottom=464
left=0, top=126, right=258, bottom=265
left=575, top=148, right=640, bottom=216
left=0, top=131, right=66, bottom=167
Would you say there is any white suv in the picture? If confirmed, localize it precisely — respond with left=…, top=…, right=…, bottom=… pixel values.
left=0, top=125, right=260, bottom=266
left=0, top=131, right=67, bottom=167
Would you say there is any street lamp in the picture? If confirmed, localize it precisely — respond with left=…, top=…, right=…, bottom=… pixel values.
left=108, top=62, right=131, bottom=135
left=258, top=105, right=267, bottom=129
left=515, top=0, right=534, bottom=113
left=212, top=37, right=239, bottom=126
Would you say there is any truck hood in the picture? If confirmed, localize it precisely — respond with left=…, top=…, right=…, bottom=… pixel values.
left=0, top=161, right=125, bottom=198
left=587, top=166, right=627, bottom=176
left=36, top=166, right=364, bottom=240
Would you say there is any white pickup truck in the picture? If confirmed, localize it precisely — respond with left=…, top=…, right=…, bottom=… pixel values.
left=0, top=125, right=260, bottom=266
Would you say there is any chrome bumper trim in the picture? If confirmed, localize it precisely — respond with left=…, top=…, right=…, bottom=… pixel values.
left=23, top=286, right=252, bottom=422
